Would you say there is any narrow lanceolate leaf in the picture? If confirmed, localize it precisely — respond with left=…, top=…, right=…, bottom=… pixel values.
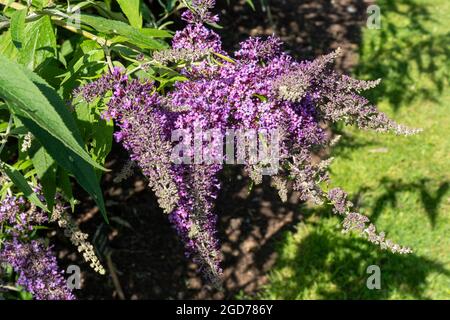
left=18, top=116, right=108, bottom=220
left=10, top=9, right=26, bottom=49
left=117, top=0, right=142, bottom=29
left=139, top=28, right=172, bottom=38
left=30, top=0, right=51, bottom=10
left=19, top=16, right=57, bottom=70
left=75, top=99, right=113, bottom=172
left=0, top=57, right=103, bottom=170
left=57, top=167, right=75, bottom=212
left=1, top=162, right=47, bottom=211
left=29, top=141, right=57, bottom=211
left=79, top=14, right=168, bottom=50
left=246, top=0, right=256, bottom=11
left=212, top=52, right=236, bottom=64
left=0, top=56, right=108, bottom=220
left=0, top=31, right=19, bottom=61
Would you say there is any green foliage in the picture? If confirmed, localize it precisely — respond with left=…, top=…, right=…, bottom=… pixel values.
left=29, top=142, right=57, bottom=211
left=1, top=162, right=47, bottom=211
left=74, top=97, right=114, bottom=178
left=79, top=14, right=168, bottom=49
left=116, top=0, right=142, bottom=28
left=19, top=16, right=56, bottom=70
left=9, top=8, right=25, bottom=49
left=0, top=56, right=108, bottom=219
left=0, top=0, right=179, bottom=222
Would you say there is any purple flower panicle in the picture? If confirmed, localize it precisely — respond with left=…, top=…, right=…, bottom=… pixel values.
left=1, top=239, right=75, bottom=300
left=75, top=0, right=417, bottom=284
left=0, top=195, right=75, bottom=300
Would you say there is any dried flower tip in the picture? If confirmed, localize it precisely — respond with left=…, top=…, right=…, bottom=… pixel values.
left=330, top=135, right=342, bottom=147
left=21, top=133, right=33, bottom=152
left=328, top=189, right=412, bottom=254
left=113, top=160, right=136, bottom=184
left=51, top=205, right=106, bottom=275
left=271, top=175, right=288, bottom=202
left=246, top=164, right=263, bottom=185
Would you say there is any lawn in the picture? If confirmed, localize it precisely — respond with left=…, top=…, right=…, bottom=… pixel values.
left=254, top=0, right=450, bottom=299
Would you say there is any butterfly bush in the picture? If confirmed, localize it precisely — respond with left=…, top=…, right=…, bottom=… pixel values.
left=0, top=179, right=106, bottom=299
left=77, top=0, right=418, bottom=285
left=0, top=194, right=74, bottom=300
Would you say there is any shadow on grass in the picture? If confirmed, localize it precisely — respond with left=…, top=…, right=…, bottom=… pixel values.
left=327, top=126, right=378, bottom=160
left=266, top=165, right=450, bottom=299
left=356, top=0, right=450, bottom=110
left=361, top=177, right=450, bottom=228
left=270, top=213, right=449, bottom=299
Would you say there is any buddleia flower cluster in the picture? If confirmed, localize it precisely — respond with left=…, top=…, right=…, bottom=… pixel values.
left=77, top=0, right=418, bottom=285
left=0, top=177, right=107, bottom=299
left=0, top=194, right=75, bottom=300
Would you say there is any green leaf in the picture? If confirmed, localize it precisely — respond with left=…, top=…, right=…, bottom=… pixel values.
left=19, top=116, right=108, bottom=220
left=0, top=31, right=19, bottom=60
left=60, top=40, right=105, bottom=86
left=57, top=167, right=75, bottom=212
left=1, top=162, right=47, bottom=211
left=74, top=98, right=114, bottom=177
left=0, top=56, right=108, bottom=221
left=79, top=14, right=168, bottom=50
left=19, top=16, right=57, bottom=70
left=0, top=57, right=103, bottom=170
left=246, top=0, right=256, bottom=11
left=212, top=51, right=236, bottom=64
left=10, top=9, right=26, bottom=49
left=139, top=28, right=172, bottom=38
left=29, top=141, right=57, bottom=211
left=117, top=0, right=142, bottom=29
left=9, top=125, right=28, bottom=135
left=58, top=40, right=107, bottom=98
left=157, top=75, right=188, bottom=90
left=253, top=93, right=268, bottom=102
left=30, top=0, right=51, bottom=10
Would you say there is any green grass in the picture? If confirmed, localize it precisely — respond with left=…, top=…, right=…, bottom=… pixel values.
left=254, top=0, right=450, bottom=300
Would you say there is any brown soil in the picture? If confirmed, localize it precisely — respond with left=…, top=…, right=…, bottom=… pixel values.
left=54, top=0, right=374, bottom=300
left=219, top=0, right=375, bottom=71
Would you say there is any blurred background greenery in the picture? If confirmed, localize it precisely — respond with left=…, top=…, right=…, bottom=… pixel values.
left=250, top=0, right=450, bottom=300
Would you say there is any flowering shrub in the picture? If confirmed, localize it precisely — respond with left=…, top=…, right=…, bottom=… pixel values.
left=78, top=0, right=419, bottom=284
left=0, top=0, right=419, bottom=299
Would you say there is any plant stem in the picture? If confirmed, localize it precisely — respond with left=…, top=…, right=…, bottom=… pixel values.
left=50, top=17, right=111, bottom=47
left=103, top=45, right=115, bottom=72
left=0, top=283, right=22, bottom=292
left=156, top=2, right=186, bottom=27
